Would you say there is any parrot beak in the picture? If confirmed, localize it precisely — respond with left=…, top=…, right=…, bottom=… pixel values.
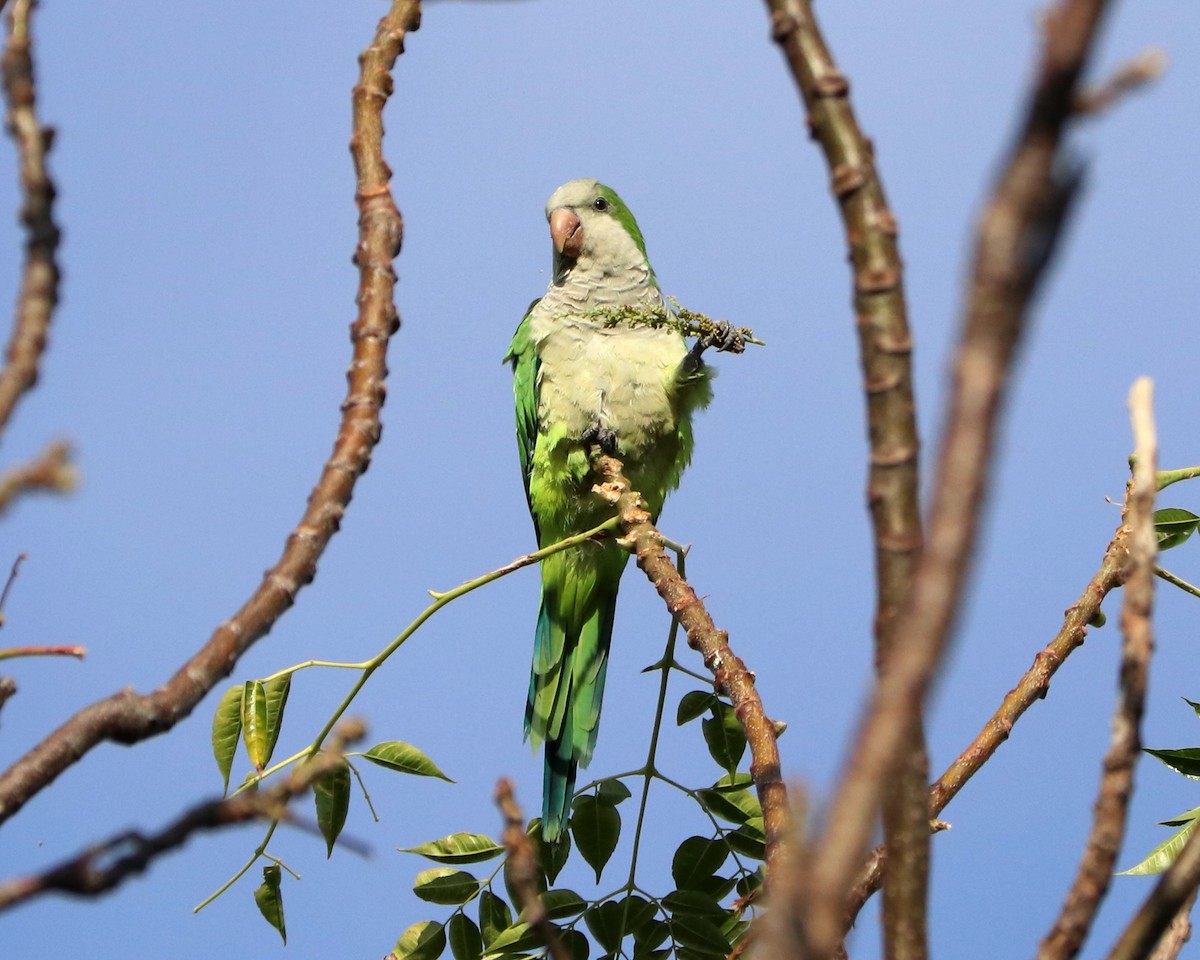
left=550, top=207, right=584, bottom=259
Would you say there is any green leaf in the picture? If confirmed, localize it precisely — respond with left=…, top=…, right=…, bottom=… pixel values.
left=1118, top=818, right=1200, bottom=876
left=532, top=820, right=571, bottom=885
left=1145, top=747, right=1200, bottom=779
left=736, top=867, right=765, bottom=897
left=314, top=757, right=351, bottom=857
left=414, top=868, right=481, bottom=906
left=393, top=921, right=447, bottom=960
left=595, top=779, right=633, bottom=805
left=479, top=890, right=512, bottom=946
left=677, top=691, right=716, bottom=725
left=481, top=921, right=543, bottom=957
left=672, top=837, right=729, bottom=890
left=1155, top=508, right=1200, bottom=550
left=562, top=929, right=590, bottom=960
left=262, top=674, right=291, bottom=767
left=402, top=833, right=505, bottom=865
left=724, top=819, right=766, bottom=861
left=364, top=740, right=454, bottom=781
left=669, top=914, right=730, bottom=956
left=694, top=874, right=737, bottom=901
left=534, top=889, right=587, bottom=921
left=1184, top=697, right=1200, bottom=721
left=211, top=684, right=243, bottom=794
left=571, top=795, right=621, bottom=882
left=662, top=889, right=726, bottom=919
left=448, top=914, right=484, bottom=960
left=696, top=777, right=760, bottom=825
left=1160, top=804, right=1200, bottom=827
left=253, top=864, right=286, bottom=944
left=701, top=704, right=746, bottom=774
left=633, top=919, right=671, bottom=950
left=241, top=680, right=269, bottom=771
left=584, top=901, right=625, bottom=953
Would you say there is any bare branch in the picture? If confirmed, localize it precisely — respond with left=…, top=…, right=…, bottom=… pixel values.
left=1037, top=379, right=1157, bottom=960
left=0, top=0, right=421, bottom=825
left=1106, top=831, right=1200, bottom=960
left=0, top=722, right=363, bottom=910
left=801, top=0, right=1115, bottom=952
left=495, top=778, right=571, bottom=960
left=591, top=455, right=791, bottom=885
left=762, top=0, right=927, bottom=949
left=0, top=0, right=59, bottom=437
left=1146, top=890, right=1195, bottom=960
left=1074, top=48, right=1166, bottom=116
left=0, top=438, right=73, bottom=513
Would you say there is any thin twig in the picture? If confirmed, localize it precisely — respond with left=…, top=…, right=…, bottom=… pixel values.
left=0, top=438, right=73, bottom=513
left=1074, top=48, right=1166, bottom=115
left=1036, top=378, right=1156, bottom=960
left=0, top=721, right=364, bottom=910
left=0, top=0, right=420, bottom=825
left=0, top=551, right=24, bottom=625
left=591, top=455, right=791, bottom=885
left=802, top=0, right=1114, bottom=952
left=0, top=0, right=58, bottom=437
left=1154, top=566, right=1200, bottom=601
left=762, top=2, right=928, bottom=954
left=495, top=778, right=570, bottom=960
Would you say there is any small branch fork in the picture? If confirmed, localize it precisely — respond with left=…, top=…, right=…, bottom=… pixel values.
left=0, top=0, right=421, bottom=825
left=591, top=455, right=791, bottom=886
left=0, top=720, right=365, bottom=910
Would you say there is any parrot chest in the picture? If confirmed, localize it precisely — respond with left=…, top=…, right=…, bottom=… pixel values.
left=530, top=312, right=686, bottom=458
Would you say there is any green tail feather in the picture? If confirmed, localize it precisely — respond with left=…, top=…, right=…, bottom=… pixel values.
left=525, top=547, right=621, bottom=842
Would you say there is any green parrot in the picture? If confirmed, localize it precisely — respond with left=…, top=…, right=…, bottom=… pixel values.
left=505, top=179, right=741, bottom=841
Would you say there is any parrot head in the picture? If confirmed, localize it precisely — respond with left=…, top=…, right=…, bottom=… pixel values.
left=545, top=179, right=653, bottom=283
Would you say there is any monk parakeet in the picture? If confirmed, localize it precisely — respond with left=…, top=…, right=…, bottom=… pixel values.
left=505, top=179, right=741, bottom=841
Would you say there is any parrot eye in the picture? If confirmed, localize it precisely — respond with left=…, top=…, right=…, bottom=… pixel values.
left=592, top=197, right=610, bottom=212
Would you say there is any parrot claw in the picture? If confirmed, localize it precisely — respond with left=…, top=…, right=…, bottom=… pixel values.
left=704, top=319, right=746, bottom=354
left=581, top=421, right=620, bottom=456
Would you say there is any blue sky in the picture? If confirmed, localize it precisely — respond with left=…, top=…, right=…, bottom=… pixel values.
left=2, top=1, right=1199, bottom=957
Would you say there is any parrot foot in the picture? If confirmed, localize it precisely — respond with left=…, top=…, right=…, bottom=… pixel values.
left=684, top=320, right=746, bottom=371
left=581, top=421, right=620, bottom=456
left=703, top=319, right=746, bottom=354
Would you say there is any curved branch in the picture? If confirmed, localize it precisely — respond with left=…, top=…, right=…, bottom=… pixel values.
left=762, top=2, right=927, bottom=952
left=591, top=455, right=791, bottom=885
left=0, top=0, right=421, bottom=825
left=0, top=0, right=58, bottom=437
left=803, top=0, right=1114, bottom=952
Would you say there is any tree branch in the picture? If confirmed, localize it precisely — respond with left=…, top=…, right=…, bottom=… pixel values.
left=495, top=778, right=571, bottom=960
left=591, top=455, right=791, bottom=886
left=0, top=0, right=58, bottom=438
left=761, top=2, right=928, bottom=954
left=0, top=0, right=421, bottom=825
left=801, top=0, right=1114, bottom=952
left=0, top=721, right=364, bottom=910
left=1106, top=830, right=1200, bottom=960
left=1037, top=379, right=1156, bottom=960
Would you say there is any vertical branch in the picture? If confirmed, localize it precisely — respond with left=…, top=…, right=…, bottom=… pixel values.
left=761, top=3, right=927, bottom=954
left=0, top=0, right=58, bottom=437
left=800, top=0, right=1115, bottom=954
left=0, top=0, right=420, bottom=824
left=1036, top=378, right=1156, bottom=960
